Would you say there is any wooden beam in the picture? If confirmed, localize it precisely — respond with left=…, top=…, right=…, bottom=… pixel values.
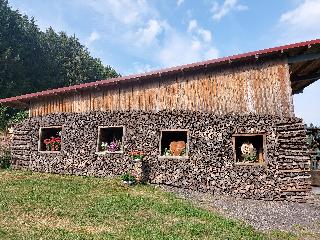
left=288, top=52, right=320, bottom=64
left=4, top=100, right=29, bottom=109
left=292, top=79, right=319, bottom=94
left=291, top=72, right=320, bottom=82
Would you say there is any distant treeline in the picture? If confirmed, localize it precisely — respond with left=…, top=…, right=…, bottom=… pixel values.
left=0, top=0, right=119, bottom=130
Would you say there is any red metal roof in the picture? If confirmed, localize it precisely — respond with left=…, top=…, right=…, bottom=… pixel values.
left=1, top=38, right=320, bottom=106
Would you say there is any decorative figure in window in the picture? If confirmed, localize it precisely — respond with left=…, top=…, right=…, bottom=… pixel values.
left=240, top=142, right=257, bottom=163
left=161, top=130, right=188, bottom=157
left=169, top=141, right=186, bottom=156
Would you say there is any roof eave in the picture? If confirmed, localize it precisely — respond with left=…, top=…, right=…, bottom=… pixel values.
left=1, top=38, right=320, bottom=106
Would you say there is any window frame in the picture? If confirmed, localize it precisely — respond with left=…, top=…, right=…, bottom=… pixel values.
left=96, top=125, right=125, bottom=154
left=232, top=133, right=267, bottom=166
left=159, top=129, right=189, bottom=159
left=38, top=126, right=63, bottom=153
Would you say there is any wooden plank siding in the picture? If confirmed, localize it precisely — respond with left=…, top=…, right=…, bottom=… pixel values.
left=29, top=60, right=294, bottom=117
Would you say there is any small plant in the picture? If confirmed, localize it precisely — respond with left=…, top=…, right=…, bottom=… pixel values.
left=101, top=138, right=122, bottom=152
left=121, top=173, right=136, bottom=185
left=240, top=142, right=257, bottom=163
left=306, top=126, right=320, bottom=170
left=129, top=150, right=144, bottom=160
left=180, top=147, right=186, bottom=156
left=163, top=148, right=172, bottom=156
left=44, top=137, right=61, bottom=151
left=0, top=150, right=11, bottom=169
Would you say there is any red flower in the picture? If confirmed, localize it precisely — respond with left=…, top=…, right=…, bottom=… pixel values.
left=44, top=139, right=51, bottom=145
left=129, top=150, right=144, bottom=157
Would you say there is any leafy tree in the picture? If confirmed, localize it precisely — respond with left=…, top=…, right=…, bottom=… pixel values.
left=0, top=0, right=119, bottom=129
left=0, top=105, right=8, bottom=131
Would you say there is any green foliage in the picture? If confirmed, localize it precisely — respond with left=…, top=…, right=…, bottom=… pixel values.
left=0, top=0, right=119, bottom=99
left=306, top=123, right=319, bottom=129
left=243, top=151, right=257, bottom=162
left=0, top=150, right=10, bottom=169
left=121, top=172, right=136, bottom=183
left=306, top=124, right=320, bottom=170
left=0, top=104, right=28, bottom=131
left=0, top=0, right=120, bottom=129
left=163, top=147, right=172, bottom=156
left=0, top=105, right=8, bottom=131
left=7, top=110, right=28, bottom=125
left=180, top=147, right=186, bottom=156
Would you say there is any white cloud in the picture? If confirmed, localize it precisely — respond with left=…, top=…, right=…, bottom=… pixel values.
left=188, top=19, right=198, bottom=32
left=204, top=48, right=219, bottom=60
left=78, top=0, right=219, bottom=70
left=188, top=19, right=212, bottom=42
left=131, top=62, right=159, bottom=73
left=80, top=0, right=154, bottom=25
left=177, top=0, right=184, bottom=7
left=198, top=29, right=212, bottom=42
left=191, top=40, right=201, bottom=51
left=211, top=0, right=248, bottom=21
left=158, top=33, right=200, bottom=66
left=278, top=0, right=320, bottom=42
left=158, top=33, right=219, bottom=67
left=134, top=19, right=164, bottom=46
left=157, top=25, right=218, bottom=67
left=85, top=31, right=101, bottom=46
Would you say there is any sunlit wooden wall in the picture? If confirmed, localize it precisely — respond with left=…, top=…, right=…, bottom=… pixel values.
left=29, top=59, right=294, bottom=117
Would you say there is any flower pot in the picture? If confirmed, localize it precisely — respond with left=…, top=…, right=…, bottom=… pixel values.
left=132, top=158, right=142, bottom=163
left=123, top=180, right=134, bottom=185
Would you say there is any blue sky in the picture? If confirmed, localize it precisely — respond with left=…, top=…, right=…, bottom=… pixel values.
left=8, top=0, right=320, bottom=125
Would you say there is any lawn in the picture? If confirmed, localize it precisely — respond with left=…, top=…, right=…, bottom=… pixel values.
left=0, top=170, right=294, bottom=240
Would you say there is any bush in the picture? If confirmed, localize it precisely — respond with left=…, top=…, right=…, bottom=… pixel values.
left=0, top=105, right=8, bottom=131
left=0, top=104, right=28, bottom=132
left=0, top=151, right=11, bottom=169
left=121, top=173, right=136, bottom=183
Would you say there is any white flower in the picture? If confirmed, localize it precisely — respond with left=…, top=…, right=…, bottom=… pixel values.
left=241, top=143, right=255, bottom=155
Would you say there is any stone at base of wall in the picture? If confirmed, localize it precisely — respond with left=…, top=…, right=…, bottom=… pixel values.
left=11, top=110, right=311, bottom=202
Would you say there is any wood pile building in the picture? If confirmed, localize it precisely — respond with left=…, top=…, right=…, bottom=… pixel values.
left=1, top=39, right=320, bottom=201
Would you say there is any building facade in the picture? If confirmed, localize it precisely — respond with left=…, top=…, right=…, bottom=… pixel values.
left=2, top=39, right=320, bottom=201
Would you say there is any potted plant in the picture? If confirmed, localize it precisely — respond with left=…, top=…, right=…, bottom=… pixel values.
left=129, top=150, right=144, bottom=162
left=121, top=173, right=136, bottom=185
left=101, top=138, right=122, bottom=152
left=240, top=142, right=257, bottom=163
left=44, top=136, right=61, bottom=151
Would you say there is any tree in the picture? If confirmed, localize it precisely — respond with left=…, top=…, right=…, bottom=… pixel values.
left=0, top=0, right=119, bottom=129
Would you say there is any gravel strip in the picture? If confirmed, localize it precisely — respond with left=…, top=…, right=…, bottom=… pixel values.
left=159, top=185, right=320, bottom=234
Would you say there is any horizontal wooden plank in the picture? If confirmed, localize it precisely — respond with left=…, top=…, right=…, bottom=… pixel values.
left=29, top=60, right=293, bottom=117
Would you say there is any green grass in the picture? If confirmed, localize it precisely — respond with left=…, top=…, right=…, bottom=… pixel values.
left=0, top=170, right=297, bottom=240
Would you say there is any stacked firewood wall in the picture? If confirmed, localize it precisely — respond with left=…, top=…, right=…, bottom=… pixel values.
left=11, top=110, right=310, bottom=201
left=276, top=121, right=311, bottom=201
left=10, top=128, right=31, bottom=169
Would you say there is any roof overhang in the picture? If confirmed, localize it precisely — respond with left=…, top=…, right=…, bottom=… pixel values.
left=288, top=48, right=320, bottom=94
left=1, top=39, right=320, bottom=109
